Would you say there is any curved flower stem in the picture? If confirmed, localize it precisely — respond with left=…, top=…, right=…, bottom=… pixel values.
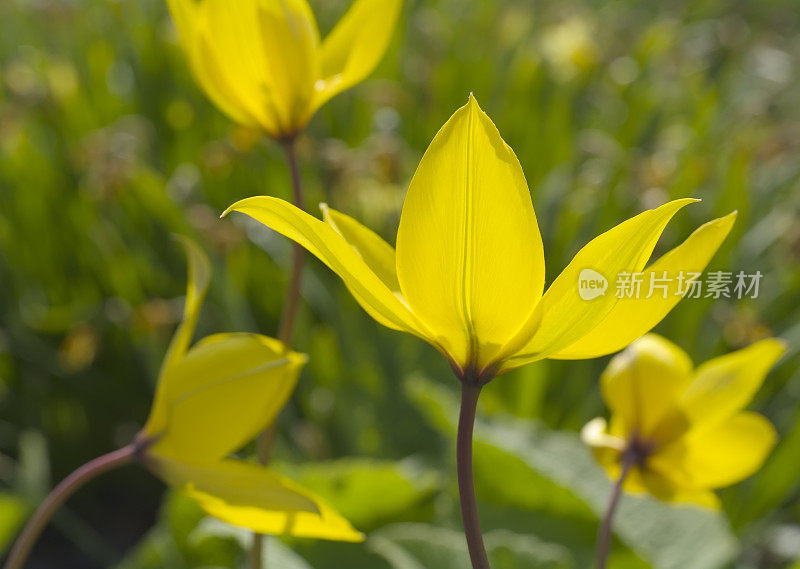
left=3, top=445, right=137, bottom=569
left=251, top=137, right=307, bottom=569
left=595, top=449, right=636, bottom=569
left=457, top=382, right=490, bottom=569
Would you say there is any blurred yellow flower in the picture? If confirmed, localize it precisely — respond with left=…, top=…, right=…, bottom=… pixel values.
left=224, top=95, right=735, bottom=383
left=167, top=0, right=403, bottom=139
left=138, top=238, right=362, bottom=542
left=583, top=333, right=785, bottom=508
left=541, top=18, right=598, bottom=80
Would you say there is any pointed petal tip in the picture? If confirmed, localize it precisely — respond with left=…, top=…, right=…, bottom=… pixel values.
left=319, top=202, right=330, bottom=217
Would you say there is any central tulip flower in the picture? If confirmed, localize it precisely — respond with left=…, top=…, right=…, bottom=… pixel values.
left=166, top=0, right=402, bottom=139
left=223, top=95, right=737, bottom=569
left=223, top=95, right=735, bottom=382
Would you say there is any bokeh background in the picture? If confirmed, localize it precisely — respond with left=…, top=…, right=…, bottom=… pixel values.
left=1, top=0, right=800, bottom=567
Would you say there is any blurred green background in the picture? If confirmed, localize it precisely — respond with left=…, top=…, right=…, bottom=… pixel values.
left=1, top=0, right=799, bottom=567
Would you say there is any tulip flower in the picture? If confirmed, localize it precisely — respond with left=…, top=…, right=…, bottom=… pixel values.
left=166, top=0, right=403, bottom=140
left=584, top=333, right=785, bottom=569
left=3, top=240, right=360, bottom=569
left=222, top=95, right=736, bottom=569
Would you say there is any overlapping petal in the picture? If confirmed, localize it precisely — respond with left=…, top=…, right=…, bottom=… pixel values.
left=321, top=204, right=400, bottom=292
left=191, top=477, right=364, bottom=542
left=395, top=95, right=545, bottom=373
left=153, top=456, right=318, bottom=515
left=313, top=0, right=403, bottom=111
left=223, top=196, right=433, bottom=342
left=502, top=199, right=696, bottom=370
left=553, top=212, right=737, bottom=359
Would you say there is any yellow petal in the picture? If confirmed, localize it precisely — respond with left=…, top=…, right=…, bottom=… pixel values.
left=679, top=338, right=786, bottom=426
left=222, top=196, right=432, bottom=342
left=153, top=457, right=364, bottom=542
left=321, top=203, right=400, bottom=292
left=503, top=198, right=696, bottom=370
left=599, top=334, right=694, bottom=440
left=249, top=0, right=320, bottom=134
left=637, top=469, right=721, bottom=509
left=312, top=0, right=403, bottom=112
left=395, top=95, right=545, bottom=374
left=150, top=456, right=319, bottom=517
left=145, top=333, right=306, bottom=462
left=650, top=412, right=777, bottom=490
left=144, top=237, right=211, bottom=437
left=553, top=212, right=736, bottom=359
left=169, top=0, right=319, bottom=137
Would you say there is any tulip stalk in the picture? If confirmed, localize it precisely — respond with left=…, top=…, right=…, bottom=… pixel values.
left=3, top=444, right=139, bottom=569
left=457, top=382, right=490, bottom=569
left=251, top=136, right=307, bottom=569
left=594, top=448, right=636, bottom=569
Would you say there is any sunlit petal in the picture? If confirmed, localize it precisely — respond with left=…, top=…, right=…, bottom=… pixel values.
left=146, top=333, right=306, bottom=462
left=395, top=95, right=545, bottom=373
left=144, top=237, right=211, bottom=438
left=504, top=199, right=696, bottom=369
left=223, top=197, right=432, bottom=341
left=313, top=0, right=403, bottom=112
left=553, top=213, right=736, bottom=359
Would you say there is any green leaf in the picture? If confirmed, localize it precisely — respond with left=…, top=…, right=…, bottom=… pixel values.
left=368, top=523, right=571, bottom=569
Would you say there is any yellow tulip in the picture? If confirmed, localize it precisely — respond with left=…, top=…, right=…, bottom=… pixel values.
left=166, top=0, right=403, bottom=139
left=138, top=238, right=362, bottom=542
left=583, top=333, right=785, bottom=507
left=222, top=95, right=736, bottom=383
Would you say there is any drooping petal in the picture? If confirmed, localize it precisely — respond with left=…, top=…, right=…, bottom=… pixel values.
left=144, top=333, right=306, bottom=462
left=144, top=237, right=211, bottom=438
left=395, top=95, right=545, bottom=373
left=553, top=213, right=736, bottom=359
left=649, top=412, right=776, bottom=490
left=321, top=203, right=400, bottom=292
left=151, top=457, right=364, bottom=542
left=151, top=456, right=319, bottom=517
left=600, top=334, right=694, bottom=439
left=312, top=0, right=403, bottom=112
left=222, top=197, right=432, bottom=341
left=502, top=199, right=696, bottom=370
left=677, top=338, right=786, bottom=426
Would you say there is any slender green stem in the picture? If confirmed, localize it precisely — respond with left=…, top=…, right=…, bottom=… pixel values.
left=457, top=382, right=490, bottom=569
left=3, top=445, right=137, bottom=569
left=251, top=137, right=307, bottom=569
left=595, top=449, right=636, bottom=569
left=277, top=138, right=306, bottom=347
